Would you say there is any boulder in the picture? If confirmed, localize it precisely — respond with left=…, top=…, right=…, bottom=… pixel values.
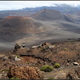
left=73, top=62, right=79, bottom=66
left=14, top=56, right=21, bottom=61
left=7, top=65, right=44, bottom=79
left=14, top=43, right=25, bottom=50
left=32, top=46, right=38, bottom=48
left=66, top=63, right=70, bottom=66
left=14, top=43, right=21, bottom=50
left=41, top=42, right=51, bottom=46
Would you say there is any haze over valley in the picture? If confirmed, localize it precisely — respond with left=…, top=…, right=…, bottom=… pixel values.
left=1, top=4, right=80, bottom=50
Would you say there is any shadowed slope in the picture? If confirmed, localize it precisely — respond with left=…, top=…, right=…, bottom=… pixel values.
left=0, top=16, right=48, bottom=42
left=0, top=16, right=46, bottom=33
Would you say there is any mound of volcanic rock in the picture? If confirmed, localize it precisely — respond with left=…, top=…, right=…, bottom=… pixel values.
left=7, top=65, right=44, bottom=79
left=13, top=41, right=80, bottom=66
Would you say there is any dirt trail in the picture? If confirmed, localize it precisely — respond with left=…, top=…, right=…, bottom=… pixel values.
left=44, top=65, right=80, bottom=79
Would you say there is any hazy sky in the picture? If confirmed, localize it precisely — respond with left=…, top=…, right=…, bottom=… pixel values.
left=0, top=1, right=80, bottom=10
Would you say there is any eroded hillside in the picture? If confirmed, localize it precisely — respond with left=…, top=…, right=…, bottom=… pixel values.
left=0, top=40, right=80, bottom=79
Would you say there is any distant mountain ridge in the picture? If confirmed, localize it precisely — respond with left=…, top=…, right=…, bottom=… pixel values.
left=21, top=4, right=79, bottom=14
left=0, top=4, right=80, bottom=18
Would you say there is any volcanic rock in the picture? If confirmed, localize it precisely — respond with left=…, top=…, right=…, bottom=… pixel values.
left=14, top=56, right=21, bottom=61
left=73, top=62, right=79, bottom=66
left=41, top=42, right=51, bottom=46
left=14, top=43, right=23, bottom=50
left=7, top=65, right=44, bottom=79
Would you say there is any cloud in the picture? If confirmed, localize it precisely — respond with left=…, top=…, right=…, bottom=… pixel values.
left=0, top=1, right=80, bottom=10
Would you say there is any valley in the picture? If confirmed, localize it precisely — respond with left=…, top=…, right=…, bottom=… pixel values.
left=0, top=3, right=80, bottom=79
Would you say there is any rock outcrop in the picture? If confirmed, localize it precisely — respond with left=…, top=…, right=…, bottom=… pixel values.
left=16, top=41, right=80, bottom=66
left=14, top=43, right=24, bottom=50
left=7, top=65, right=44, bottom=79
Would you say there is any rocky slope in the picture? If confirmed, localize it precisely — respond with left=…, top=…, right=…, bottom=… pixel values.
left=14, top=40, right=80, bottom=66
left=0, top=40, right=80, bottom=79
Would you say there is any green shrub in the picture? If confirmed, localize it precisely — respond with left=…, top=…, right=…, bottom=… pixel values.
left=16, top=53, right=19, bottom=55
left=40, top=46, right=44, bottom=51
left=26, top=62, right=30, bottom=64
left=54, top=63, right=60, bottom=68
left=16, top=55, right=20, bottom=58
left=10, top=77, right=20, bottom=80
left=64, top=48, right=67, bottom=51
left=40, top=65, right=54, bottom=72
left=1, top=69, right=8, bottom=72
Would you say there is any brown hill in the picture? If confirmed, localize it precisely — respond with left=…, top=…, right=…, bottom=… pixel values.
left=0, top=16, right=45, bottom=33
left=0, top=16, right=48, bottom=42
left=31, top=9, right=73, bottom=22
